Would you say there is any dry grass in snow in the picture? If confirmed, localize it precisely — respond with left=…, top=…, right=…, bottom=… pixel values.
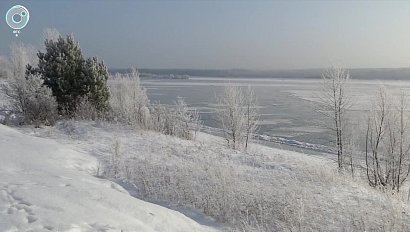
left=18, top=120, right=410, bottom=231
left=0, top=124, right=216, bottom=232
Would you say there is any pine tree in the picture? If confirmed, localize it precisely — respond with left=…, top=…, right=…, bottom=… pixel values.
left=83, top=57, right=109, bottom=111
left=28, top=35, right=109, bottom=114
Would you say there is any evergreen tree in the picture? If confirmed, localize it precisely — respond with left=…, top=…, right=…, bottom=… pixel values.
left=83, top=57, right=109, bottom=111
left=28, top=35, right=109, bottom=114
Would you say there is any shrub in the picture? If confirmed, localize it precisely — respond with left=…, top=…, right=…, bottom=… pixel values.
left=107, top=69, right=201, bottom=139
left=150, top=98, right=201, bottom=140
left=108, top=70, right=150, bottom=128
left=74, top=96, right=99, bottom=120
left=22, top=75, right=58, bottom=127
left=1, top=42, right=56, bottom=127
left=150, top=103, right=169, bottom=133
left=173, top=97, right=201, bottom=139
left=3, top=74, right=57, bottom=127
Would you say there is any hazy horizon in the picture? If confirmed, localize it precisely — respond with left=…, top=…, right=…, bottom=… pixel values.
left=1, top=0, right=410, bottom=70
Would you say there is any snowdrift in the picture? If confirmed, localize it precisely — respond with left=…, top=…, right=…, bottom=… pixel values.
left=0, top=124, right=215, bottom=232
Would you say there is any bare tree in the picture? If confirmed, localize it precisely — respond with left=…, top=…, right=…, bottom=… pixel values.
left=344, top=124, right=360, bottom=177
left=392, top=91, right=410, bottom=191
left=192, top=107, right=202, bottom=138
left=365, top=87, right=410, bottom=191
left=366, top=87, right=391, bottom=188
left=217, top=85, right=258, bottom=150
left=244, top=85, right=258, bottom=150
left=318, top=66, right=351, bottom=170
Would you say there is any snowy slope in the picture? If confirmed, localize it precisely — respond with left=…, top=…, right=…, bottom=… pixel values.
left=0, top=124, right=217, bottom=232
left=20, top=120, right=410, bottom=231
left=7, top=120, right=410, bottom=231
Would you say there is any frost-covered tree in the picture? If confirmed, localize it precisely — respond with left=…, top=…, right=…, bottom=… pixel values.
left=17, top=75, right=57, bottom=127
left=1, top=43, right=56, bottom=126
left=173, top=97, right=201, bottom=140
left=174, top=97, right=192, bottom=139
left=392, top=91, right=410, bottom=191
left=218, top=85, right=246, bottom=149
left=108, top=69, right=150, bottom=128
left=3, top=74, right=57, bottom=127
left=5, top=42, right=37, bottom=80
left=318, top=66, right=351, bottom=170
left=217, top=85, right=258, bottom=150
left=150, top=103, right=170, bottom=134
left=244, top=86, right=258, bottom=150
left=149, top=98, right=201, bottom=140
left=365, top=88, right=410, bottom=191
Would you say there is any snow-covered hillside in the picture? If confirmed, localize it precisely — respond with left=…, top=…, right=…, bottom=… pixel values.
left=0, top=124, right=217, bottom=232
left=3, top=119, right=410, bottom=231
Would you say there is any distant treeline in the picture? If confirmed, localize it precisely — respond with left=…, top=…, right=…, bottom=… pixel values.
left=109, top=68, right=410, bottom=80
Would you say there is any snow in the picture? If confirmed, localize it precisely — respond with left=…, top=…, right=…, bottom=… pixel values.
left=3, top=119, right=410, bottom=231
left=0, top=124, right=217, bottom=232
left=286, top=79, right=410, bottom=111
left=256, top=133, right=337, bottom=154
left=13, top=120, right=410, bottom=231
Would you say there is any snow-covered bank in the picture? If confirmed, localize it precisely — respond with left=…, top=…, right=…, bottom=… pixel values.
left=0, top=124, right=217, bottom=232
left=15, top=120, right=410, bottom=231
left=201, top=125, right=335, bottom=156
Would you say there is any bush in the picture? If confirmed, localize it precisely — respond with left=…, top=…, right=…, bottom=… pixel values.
left=108, top=70, right=150, bottom=128
left=74, top=96, right=99, bottom=120
left=150, top=98, right=201, bottom=140
left=173, top=97, right=201, bottom=139
left=28, top=35, right=109, bottom=114
left=150, top=103, right=169, bottom=133
left=23, top=76, right=58, bottom=127
left=3, top=74, right=57, bottom=127
left=107, top=69, right=201, bottom=139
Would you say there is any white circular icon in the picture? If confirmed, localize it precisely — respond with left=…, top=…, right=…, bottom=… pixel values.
left=6, top=5, right=30, bottom=30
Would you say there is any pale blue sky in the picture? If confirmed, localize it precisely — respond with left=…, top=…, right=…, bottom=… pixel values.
left=1, top=0, right=410, bottom=69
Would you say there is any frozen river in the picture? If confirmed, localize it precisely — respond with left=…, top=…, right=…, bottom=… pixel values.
left=142, top=77, right=410, bottom=155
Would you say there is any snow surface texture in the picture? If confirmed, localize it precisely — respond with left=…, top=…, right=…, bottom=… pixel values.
left=0, top=124, right=217, bottom=232
left=17, top=120, right=410, bottom=231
